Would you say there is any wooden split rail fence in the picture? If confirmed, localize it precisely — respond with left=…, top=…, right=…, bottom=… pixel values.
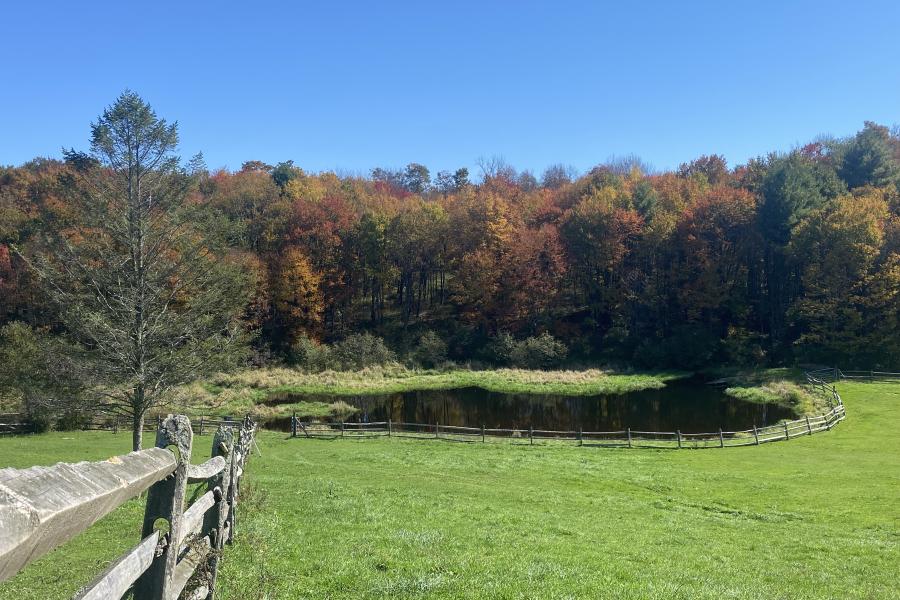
left=290, top=369, right=850, bottom=450
left=0, top=413, right=32, bottom=435
left=80, top=415, right=246, bottom=436
left=0, top=414, right=246, bottom=437
left=0, top=414, right=257, bottom=599
left=833, top=369, right=900, bottom=382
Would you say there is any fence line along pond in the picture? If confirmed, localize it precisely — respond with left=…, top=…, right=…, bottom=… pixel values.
left=268, top=376, right=795, bottom=434
left=288, top=369, right=850, bottom=449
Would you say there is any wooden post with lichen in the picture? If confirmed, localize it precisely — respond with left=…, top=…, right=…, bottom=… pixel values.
left=134, top=415, right=193, bottom=600
left=203, top=425, right=235, bottom=599
left=753, top=425, right=760, bottom=445
left=718, top=428, right=724, bottom=448
left=226, top=426, right=247, bottom=546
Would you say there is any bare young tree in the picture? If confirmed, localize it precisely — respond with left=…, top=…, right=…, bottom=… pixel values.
left=476, top=155, right=517, bottom=182
left=25, top=91, right=250, bottom=449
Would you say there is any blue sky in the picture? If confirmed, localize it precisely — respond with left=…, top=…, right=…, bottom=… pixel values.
left=2, top=1, right=898, bottom=177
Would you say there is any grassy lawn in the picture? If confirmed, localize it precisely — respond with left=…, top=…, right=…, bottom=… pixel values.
left=1, top=380, right=898, bottom=599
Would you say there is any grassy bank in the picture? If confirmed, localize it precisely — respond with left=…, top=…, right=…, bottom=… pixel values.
left=701, top=367, right=823, bottom=414
left=1, top=379, right=897, bottom=599
left=176, top=366, right=684, bottom=420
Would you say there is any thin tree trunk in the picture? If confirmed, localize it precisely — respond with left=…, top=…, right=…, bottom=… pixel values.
left=132, top=411, right=144, bottom=451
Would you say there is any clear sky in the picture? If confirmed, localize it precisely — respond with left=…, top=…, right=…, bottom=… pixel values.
left=2, top=0, right=898, bottom=177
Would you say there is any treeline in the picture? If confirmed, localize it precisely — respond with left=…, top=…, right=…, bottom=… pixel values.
left=2, top=123, right=898, bottom=369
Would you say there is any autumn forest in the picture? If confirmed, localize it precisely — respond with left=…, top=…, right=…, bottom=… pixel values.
left=1, top=118, right=898, bottom=372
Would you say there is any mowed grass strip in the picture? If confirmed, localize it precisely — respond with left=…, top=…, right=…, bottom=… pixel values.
left=1, top=381, right=898, bottom=599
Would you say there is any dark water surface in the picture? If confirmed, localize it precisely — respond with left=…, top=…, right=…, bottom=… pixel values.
left=269, top=378, right=795, bottom=433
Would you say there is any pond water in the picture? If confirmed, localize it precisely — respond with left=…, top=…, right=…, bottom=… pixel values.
left=267, top=378, right=795, bottom=433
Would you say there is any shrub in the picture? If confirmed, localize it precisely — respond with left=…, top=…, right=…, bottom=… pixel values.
left=488, top=331, right=568, bottom=369
left=54, top=410, right=93, bottom=431
left=23, top=395, right=52, bottom=433
left=0, top=322, right=89, bottom=429
left=509, top=333, right=569, bottom=369
left=487, top=331, right=518, bottom=365
left=330, top=333, right=396, bottom=370
left=413, top=331, right=448, bottom=368
left=288, top=334, right=332, bottom=371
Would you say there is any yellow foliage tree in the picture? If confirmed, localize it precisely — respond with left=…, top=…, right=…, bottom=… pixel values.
left=273, top=246, right=324, bottom=343
left=791, top=190, right=895, bottom=363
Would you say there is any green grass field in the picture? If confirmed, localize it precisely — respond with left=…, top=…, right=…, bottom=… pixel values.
left=1, top=380, right=897, bottom=599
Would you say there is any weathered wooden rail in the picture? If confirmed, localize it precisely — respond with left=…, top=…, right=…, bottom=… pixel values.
left=0, top=414, right=257, bottom=599
left=80, top=415, right=247, bottom=436
left=290, top=369, right=851, bottom=449
left=0, top=413, right=32, bottom=435
left=0, top=413, right=246, bottom=437
left=834, top=369, right=900, bottom=382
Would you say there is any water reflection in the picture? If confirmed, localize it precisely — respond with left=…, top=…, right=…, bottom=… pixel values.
left=269, top=379, right=795, bottom=434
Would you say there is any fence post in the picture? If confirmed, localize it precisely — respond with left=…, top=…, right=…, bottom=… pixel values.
left=753, top=425, right=760, bottom=445
left=435, top=422, right=440, bottom=439
left=199, top=416, right=205, bottom=437
left=578, top=428, right=583, bottom=447
left=204, top=425, right=235, bottom=599
left=226, top=429, right=241, bottom=545
left=291, top=413, right=297, bottom=438
left=156, top=414, right=162, bottom=430
left=388, top=419, right=392, bottom=437
left=718, top=428, right=724, bottom=448
left=783, top=422, right=789, bottom=440
left=806, top=415, right=812, bottom=435
left=228, top=419, right=254, bottom=545
left=134, top=415, right=193, bottom=600
left=529, top=426, right=533, bottom=445
left=341, top=422, right=345, bottom=438
left=113, top=416, right=118, bottom=435
left=481, top=424, right=485, bottom=443
left=627, top=427, right=632, bottom=448
left=676, top=430, right=682, bottom=449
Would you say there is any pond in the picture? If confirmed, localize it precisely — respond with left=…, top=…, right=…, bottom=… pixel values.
left=267, top=378, right=795, bottom=434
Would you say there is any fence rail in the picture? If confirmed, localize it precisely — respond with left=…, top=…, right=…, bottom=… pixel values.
left=289, top=369, right=852, bottom=450
left=1, top=413, right=247, bottom=437
left=836, top=369, right=900, bottom=381
left=0, top=413, right=32, bottom=435
left=0, top=414, right=257, bottom=600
